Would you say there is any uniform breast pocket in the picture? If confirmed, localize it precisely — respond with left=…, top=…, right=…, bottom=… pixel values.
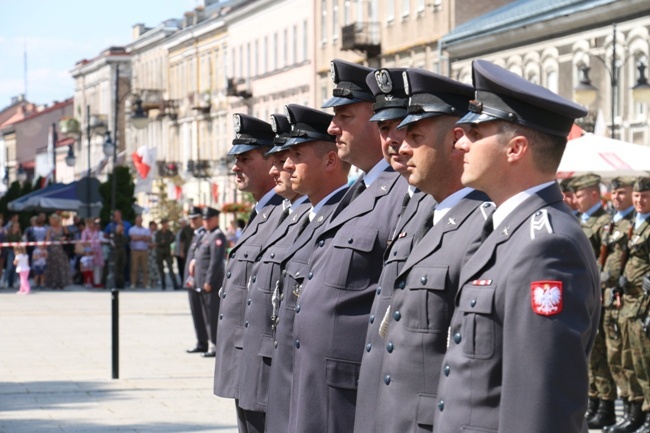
left=326, top=227, right=378, bottom=290
left=283, top=263, right=306, bottom=309
left=231, top=245, right=262, bottom=288
left=259, top=253, right=284, bottom=294
left=384, top=235, right=413, bottom=266
left=458, top=285, right=496, bottom=360
left=404, top=266, right=449, bottom=333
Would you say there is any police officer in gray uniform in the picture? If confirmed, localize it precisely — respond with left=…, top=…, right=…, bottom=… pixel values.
left=354, top=67, right=437, bottom=433
left=265, top=107, right=351, bottom=433
left=185, top=206, right=209, bottom=354
left=193, top=206, right=227, bottom=358
left=371, top=69, right=491, bottom=433
left=236, top=112, right=310, bottom=432
left=433, top=59, right=600, bottom=433
left=213, top=114, right=285, bottom=433
left=287, top=59, right=407, bottom=433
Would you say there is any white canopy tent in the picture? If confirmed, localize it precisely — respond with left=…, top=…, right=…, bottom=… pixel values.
left=557, top=133, right=650, bottom=179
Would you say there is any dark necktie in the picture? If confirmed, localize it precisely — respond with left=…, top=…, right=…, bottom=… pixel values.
left=350, top=180, right=366, bottom=202
left=331, top=177, right=365, bottom=220
left=279, top=206, right=290, bottom=224
left=246, top=208, right=257, bottom=228
left=414, top=206, right=435, bottom=243
left=480, top=212, right=494, bottom=242
left=391, top=192, right=412, bottom=241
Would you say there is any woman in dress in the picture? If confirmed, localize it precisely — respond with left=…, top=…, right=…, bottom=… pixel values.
left=44, top=214, right=72, bottom=290
left=81, top=218, right=105, bottom=288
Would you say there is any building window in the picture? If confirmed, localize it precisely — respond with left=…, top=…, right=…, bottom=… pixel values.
left=283, top=29, right=288, bottom=67
left=254, top=40, right=259, bottom=76
left=303, top=20, right=308, bottom=61
left=546, top=70, right=558, bottom=93
left=273, top=33, right=278, bottom=70
left=332, top=1, right=339, bottom=41
left=321, top=0, right=327, bottom=43
left=402, top=0, right=409, bottom=18
left=263, top=37, right=268, bottom=74
left=344, top=0, right=350, bottom=25
left=387, top=0, right=394, bottom=22
left=246, top=42, right=251, bottom=79
left=417, top=0, right=425, bottom=13
left=321, top=82, right=329, bottom=105
left=293, top=25, right=298, bottom=65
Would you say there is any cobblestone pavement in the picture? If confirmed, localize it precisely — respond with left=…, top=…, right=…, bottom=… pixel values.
left=0, top=286, right=237, bottom=433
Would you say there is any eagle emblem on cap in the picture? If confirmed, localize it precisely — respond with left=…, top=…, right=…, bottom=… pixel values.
left=330, top=61, right=337, bottom=83
left=270, top=115, right=278, bottom=133
left=233, top=114, right=241, bottom=133
left=402, top=71, right=411, bottom=96
left=375, top=69, right=392, bottom=93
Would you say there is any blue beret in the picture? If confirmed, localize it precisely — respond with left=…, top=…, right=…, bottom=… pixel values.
left=322, top=59, right=375, bottom=108
left=283, top=104, right=335, bottom=147
left=228, top=114, right=275, bottom=156
left=398, top=69, right=474, bottom=129
left=365, top=68, right=409, bottom=122
left=457, top=59, right=588, bottom=137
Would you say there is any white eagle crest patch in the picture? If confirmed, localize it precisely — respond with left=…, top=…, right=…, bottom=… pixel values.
left=375, top=69, right=393, bottom=93
left=531, top=281, right=563, bottom=316
left=330, top=61, right=337, bottom=83
left=233, top=114, right=241, bottom=133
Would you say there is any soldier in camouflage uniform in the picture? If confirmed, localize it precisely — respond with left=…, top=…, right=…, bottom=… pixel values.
left=559, top=176, right=580, bottom=218
left=601, top=177, right=645, bottom=433
left=618, top=177, right=650, bottom=433
left=154, top=218, right=179, bottom=291
left=571, top=173, right=618, bottom=428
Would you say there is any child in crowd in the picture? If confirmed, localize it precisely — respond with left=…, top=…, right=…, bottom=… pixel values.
left=80, top=247, right=94, bottom=288
left=31, top=245, right=47, bottom=289
left=13, top=246, right=30, bottom=295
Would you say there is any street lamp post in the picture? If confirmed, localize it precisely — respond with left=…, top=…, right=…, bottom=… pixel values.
left=573, top=23, right=650, bottom=138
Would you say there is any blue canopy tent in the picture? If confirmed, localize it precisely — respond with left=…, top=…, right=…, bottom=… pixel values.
left=8, top=178, right=102, bottom=217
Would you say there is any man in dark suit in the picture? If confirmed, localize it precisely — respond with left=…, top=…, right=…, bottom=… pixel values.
left=365, top=68, right=491, bottom=433
left=193, top=206, right=227, bottom=358
left=353, top=67, right=438, bottom=433
left=433, top=59, right=600, bottom=433
left=287, top=59, right=406, bottom=433
left=235, top=112, right=309, bottom=433
left=185, top=206, right=208, bottom=354
left=213, top=114, right=285, bottom=433
left=265, top=105, right=351, bottom=433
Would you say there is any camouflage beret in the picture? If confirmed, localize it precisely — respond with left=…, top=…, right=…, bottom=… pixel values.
left=633, top=177, right=650, bottom=192
left=558, top=177, right=574, bottom=193
left=610, top=176, right=636, bottom=190
left=570, top=173, right=601, bottom=191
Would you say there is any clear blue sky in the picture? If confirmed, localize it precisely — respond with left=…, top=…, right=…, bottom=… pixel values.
left=0, top=0, right=198, bottom=109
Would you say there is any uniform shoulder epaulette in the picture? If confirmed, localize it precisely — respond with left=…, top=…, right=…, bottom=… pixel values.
left=479, top=202, right=494, bottom=221
left=530, top=209, right=553, bottom=240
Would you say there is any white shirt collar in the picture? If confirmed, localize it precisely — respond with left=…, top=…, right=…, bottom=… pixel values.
left=433, top=187, right=474, bottom=226
left=290, top=195, right=308, bottom=213
left=255, top=189, right=277, bottom=214
left=636, top=212, right=650, bottom=229
left=613, top=206, right=634, bottom=223
left=361, top=159, right=390, bottom=187
left=310, top=184, right=348, bottom=221
left=493, top=181, right=555, bottom=230
left=580, top=202, right=603, bottom=222
left=407, top=184, right=417, bottom=198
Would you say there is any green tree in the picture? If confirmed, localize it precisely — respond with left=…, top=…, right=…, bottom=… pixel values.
left=150, top=178, right=183, bottom=232
left=0, top=181, right=23, bottom=220
left=99, top=166, right=136, bottom=226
